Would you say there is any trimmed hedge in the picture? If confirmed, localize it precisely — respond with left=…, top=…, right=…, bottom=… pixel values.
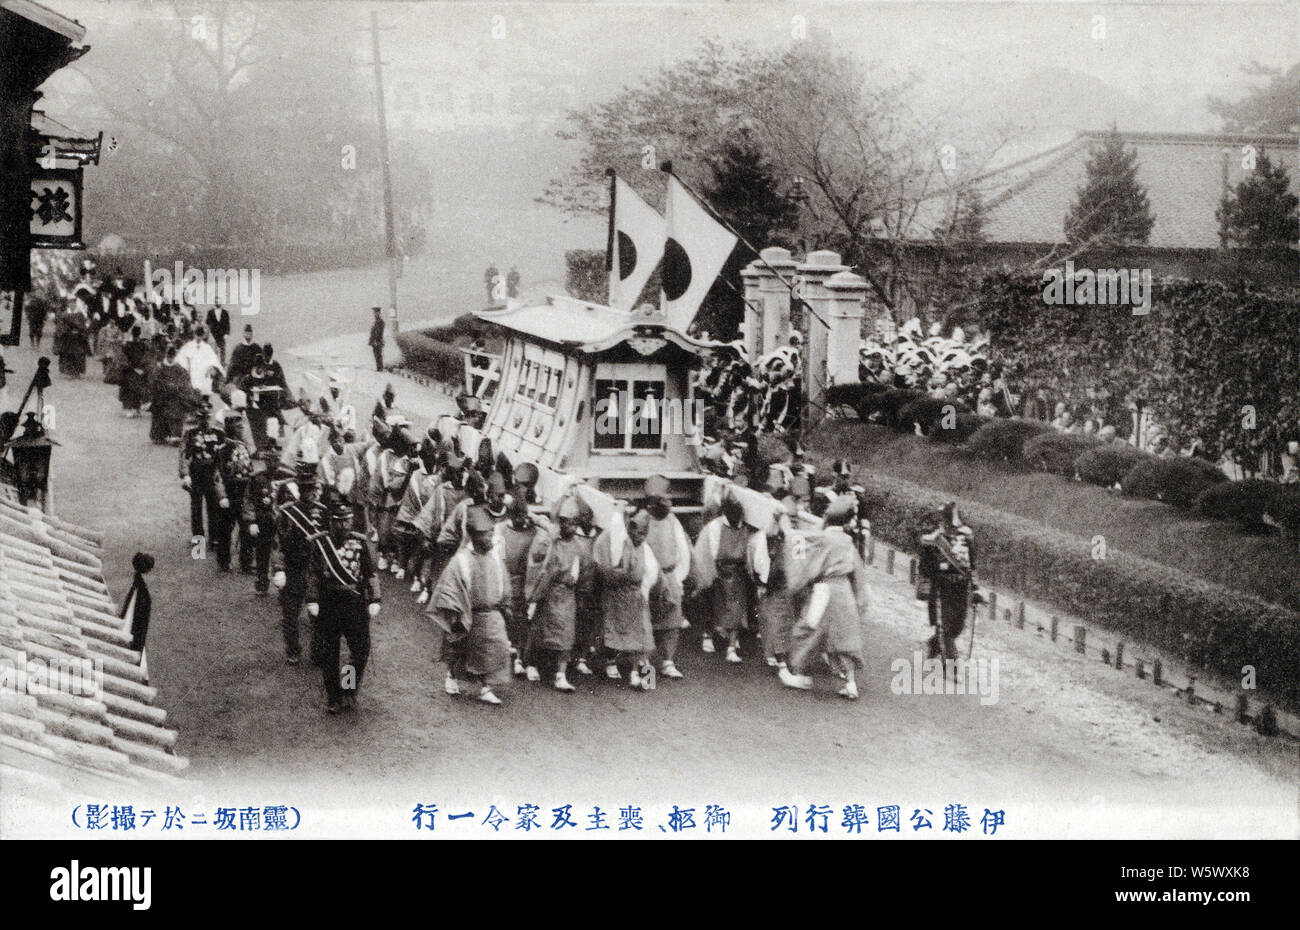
left=1264, top=491, right=1300, bottom=543
left=394, top=330, right=463, bottom=384
left=896, top=396, right=971, bottom=436
left=826, top=381, right=888, bottom=414
left=395, top=315, right=504, bottom=385
left=828, top=464, right=1300, bottom=704
left=424, top=312, right=490, bottom=344
left=1022, top=432, right=1102, bottom=477
left=966, top=418, right=1054, bottom=465
left=1121, top=456, right=1228, bottom=508
left=929, top=412, right=991, bottom=444
left=857, top=388, right=926, bottom=430
left=1075, top=443, right=1152, bottom=488
left=1183, top=456, right=1231, bottom=480
left=1197, top=479, right=1300, bottom=533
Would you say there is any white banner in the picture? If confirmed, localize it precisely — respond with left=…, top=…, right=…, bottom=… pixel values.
left=661, top=175, right=737, bottom=332
left=609, top=177, right=666, bottom=312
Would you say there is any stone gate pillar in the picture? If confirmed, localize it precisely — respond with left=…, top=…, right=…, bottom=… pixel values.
left=740, top=261, right=763, bottom=361
left=739, top=247, right=797, bottom=359
left=825, top=270, right=869, bottom=388
left=794, top=250, right=848, bottom=423
left=758, top=247, right=797, bottom=355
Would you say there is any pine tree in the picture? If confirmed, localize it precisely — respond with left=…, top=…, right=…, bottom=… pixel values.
left=702, top=130, right=800, bottom=243
left=693, top=132, right=800, bottom=339
left=1216, top=152, right=1300, bottom=248
left=1063, top=127, right=1155, bottom=246
left=937, top=184, right=985, bottom=243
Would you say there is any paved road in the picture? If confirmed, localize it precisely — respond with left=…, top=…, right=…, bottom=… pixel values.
left=11, top=269, right=1297, bottom=839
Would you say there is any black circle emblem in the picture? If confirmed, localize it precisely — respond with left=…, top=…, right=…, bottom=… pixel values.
left=662, top=237, right=692, bottom=301
left=617, top=231, right=637, bottom=281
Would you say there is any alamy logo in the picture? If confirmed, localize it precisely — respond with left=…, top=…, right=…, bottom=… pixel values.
left=593, top=391, right=705, bottom=439
left=890, top=651, right=1000, bottom=705
left=50, top=861, right=152, bottom=910
left=145, top=259, right=261, bottom=315
left=1041, top=260, right=1151, bottom=315
left=0, top=655, right=102, bottom=699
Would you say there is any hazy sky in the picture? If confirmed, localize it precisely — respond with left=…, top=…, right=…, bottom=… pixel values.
left=34, top=0, right=1298, bottom=280
left=46, top=1, right=1299, bottom=136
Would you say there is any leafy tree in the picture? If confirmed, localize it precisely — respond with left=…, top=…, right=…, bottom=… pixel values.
left=946, top=185, right=986, bottom=243
left=1217, top=152, right=1300, bottom=249
left=71, top=2, right=405, bottom=257
left=1063, top=126, right=1155, bottom=247
left=1208, top=61, right=1300, bottom=134
left=542, top=37, right=1008, bottom=317
left=564, top=249, right=608, bottom=304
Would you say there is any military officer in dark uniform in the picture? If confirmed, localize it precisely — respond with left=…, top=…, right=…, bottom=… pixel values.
left=273, top=461, right=323, bottom=666
left=179, top=401, right=227, bottom=548
left=242, top=346, right=282, bottom=449
left=306, top=500, right=382, bottom=714
left=215, top=409, right=256, bottom=573
left=243, top=440, right=281, bottom=595
left=918, top=501, right=983, bottom=665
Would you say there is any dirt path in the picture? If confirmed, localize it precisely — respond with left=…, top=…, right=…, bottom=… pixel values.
left=11, top=319, right=1297, bottom=840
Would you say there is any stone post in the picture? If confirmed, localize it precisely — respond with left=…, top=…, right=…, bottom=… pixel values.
left=756, top=247, right=797, bottom=359
left=740, top=261, right=763, bottom=362
left=794, top=250, right=848, bottom=423
left=824, top=270, right=868, bottom=388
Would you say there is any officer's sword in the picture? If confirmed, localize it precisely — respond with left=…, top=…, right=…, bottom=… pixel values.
left=967, top=587, right=977, bottom=660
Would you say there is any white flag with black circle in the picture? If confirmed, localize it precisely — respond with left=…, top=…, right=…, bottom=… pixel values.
left=661, top=175, right=737, bottom=332
left=609, top=177, right=666, bottom=312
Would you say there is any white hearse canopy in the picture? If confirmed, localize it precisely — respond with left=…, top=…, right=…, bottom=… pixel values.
left=472, top=296, right=715, bottom=506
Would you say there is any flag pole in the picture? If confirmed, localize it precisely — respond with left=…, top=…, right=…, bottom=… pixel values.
left=605, top=168, right=618, bottom=308
left=660, top=160, right=828, bottom=329
left=605, top=168, right=617, bottom=274
left=718, top=277, right=769, bottom=333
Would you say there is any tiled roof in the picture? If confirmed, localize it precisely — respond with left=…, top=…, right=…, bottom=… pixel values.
left=0, top=0, right=86, bottom=42
left=0, top=482, right=186, bottom=794
left=972, top=131, right=1300, bottom=250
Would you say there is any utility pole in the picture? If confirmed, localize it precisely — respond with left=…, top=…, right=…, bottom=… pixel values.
left=367, top=11, right=400, bottom=331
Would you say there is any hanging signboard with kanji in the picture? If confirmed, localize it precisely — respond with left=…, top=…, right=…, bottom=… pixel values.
left=29, top=167, right=84, bottom=249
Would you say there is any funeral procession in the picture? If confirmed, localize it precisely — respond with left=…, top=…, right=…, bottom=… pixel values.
left=1, top=0, right=1298, bottom=851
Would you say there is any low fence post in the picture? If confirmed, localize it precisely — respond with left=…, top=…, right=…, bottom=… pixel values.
left=908, top=558, right=916, bottom=585
left=1236, top=694, right=1249, bottom=725
left=1135, top=659, right=1145, bottom=680
left=886, top=549, right=895, bottom=575
left=1152, top=659, right=1162, bottom=687
left=1015, top=602, right=1025, bottom=630
left=987, top=591, right=997, bottom=617
left=1114, top=642, right=1124, bottom=670
left=1049, top=616, right=1058, bottom=643
left=1074, top=626, right=1086, bottom=655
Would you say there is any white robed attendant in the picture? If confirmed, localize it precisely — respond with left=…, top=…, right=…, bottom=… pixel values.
left=174, top=334, right=224, bottom=394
